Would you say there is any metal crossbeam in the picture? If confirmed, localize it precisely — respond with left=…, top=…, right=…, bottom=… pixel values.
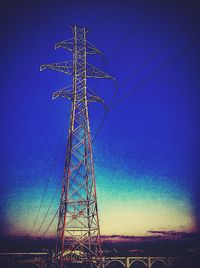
left=40, top=61, right=113, bottom=79
left=52, top=87, right=104, bottom=103
left=40, top=61, right=73, bottom=75
left=55, top=38, right=103, bottom=55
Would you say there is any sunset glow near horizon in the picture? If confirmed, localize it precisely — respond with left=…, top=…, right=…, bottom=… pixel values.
left=1, top=1, right=199, bottom=238
left=4, top=166, right=197, bottom=237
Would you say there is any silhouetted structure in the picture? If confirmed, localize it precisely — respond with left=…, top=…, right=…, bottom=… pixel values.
left=40, top=25, right=114, bottom=268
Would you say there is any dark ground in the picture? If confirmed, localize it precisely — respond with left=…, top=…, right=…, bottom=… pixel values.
left=0, top=234, right=200, bottom=256
left=0, top=234, right=200, bottom=267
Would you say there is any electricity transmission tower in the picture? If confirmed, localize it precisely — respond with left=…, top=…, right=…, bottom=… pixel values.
left=40, top=25, right=114, bottom=268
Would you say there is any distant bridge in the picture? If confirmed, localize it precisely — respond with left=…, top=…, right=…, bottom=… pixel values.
left=103, top=256, right=183, bottom=268
left=0, top=252, right=185, bottom=268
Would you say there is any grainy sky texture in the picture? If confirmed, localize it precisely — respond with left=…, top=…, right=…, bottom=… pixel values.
left=0, top=0, right=199, bottom=237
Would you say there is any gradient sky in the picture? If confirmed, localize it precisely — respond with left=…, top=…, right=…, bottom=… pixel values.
left=0, top=0, right=200, bottom=237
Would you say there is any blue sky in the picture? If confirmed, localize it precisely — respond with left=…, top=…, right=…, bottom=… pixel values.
left=0, top=0, right=199, bottom=237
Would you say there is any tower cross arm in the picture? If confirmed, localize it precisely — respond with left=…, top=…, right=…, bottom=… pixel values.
left=55, top=38, right=74, bottom=51
left=52, top=87, right=104, bottom=103
left=52, top=88, right=72, bottom=100
left=40, top=61, right=73, bottom=75
left=87, top=40, right=103, bottom=55
left=55, top=39, right=102, bottom=55
left=86, top=63, right=115, bottom=79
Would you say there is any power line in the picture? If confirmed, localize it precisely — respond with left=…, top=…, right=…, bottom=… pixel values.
left=118, top=23, right=189, bottom=89
left=41, top=38, right=199, bottom=237
left=34, top=183, right=60, bottom=236
left=32, top=6, right=160, bottom=237
left=92, top=81, right=119, bottom=143
left=91, top=5, right=155, bottom=123
left=36, top=90, right=119, bottom=238
left=31, top=178, right=50, bottom=235
left=111, top=37, right=199, bottom=109
left=92, top=5, right=193, bottom=141
left=40, top=36, right=200, bottom=239
left=37, top=10, right=196, bottom=237
left=104, top=7, right=154, bottom=64
left=31, top=130, right=65, bottom=236
left=42, top=208, right=59, bottom=237
left=40, top=83, right=118, bottom=237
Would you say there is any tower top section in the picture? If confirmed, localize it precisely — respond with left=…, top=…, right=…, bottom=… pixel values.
left=40, top=25, right=114, bottom=104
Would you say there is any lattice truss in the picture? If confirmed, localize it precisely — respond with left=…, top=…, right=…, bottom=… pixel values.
left=40, top=26, right=114, bottom=268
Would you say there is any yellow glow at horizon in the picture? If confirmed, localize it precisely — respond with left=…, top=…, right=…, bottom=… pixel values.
left=99, top=199, right=196, bottom=235
left=8, top=199, right=196, bottom=237
left=6, top=171, right=197, bottom=237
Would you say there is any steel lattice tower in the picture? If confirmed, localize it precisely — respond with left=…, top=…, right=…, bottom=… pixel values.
left=40, top=25, right=114, bottom=268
